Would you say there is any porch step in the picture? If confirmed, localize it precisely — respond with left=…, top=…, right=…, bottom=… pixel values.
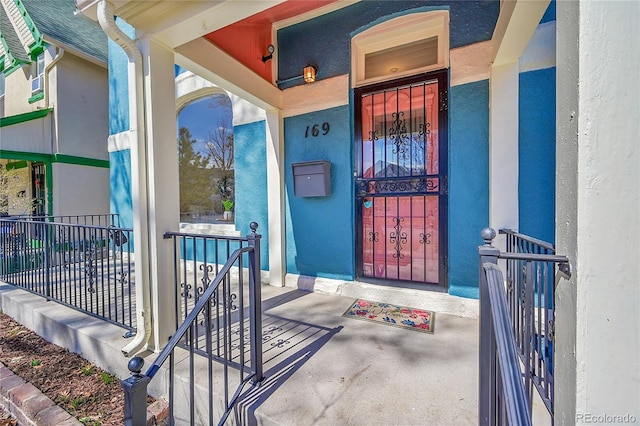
left=284, top=273, right=479, bottom=319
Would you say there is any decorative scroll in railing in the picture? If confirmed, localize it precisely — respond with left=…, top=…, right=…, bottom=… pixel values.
left=479, top=227, right=571, bottom=425
left=0, top=216, right=135, bottom=331
left=356, top=175, right=440, bottom=196
left=122, top=223, right=263, bottom=426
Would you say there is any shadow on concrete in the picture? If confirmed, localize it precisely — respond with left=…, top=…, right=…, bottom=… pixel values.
left=232, top=312, right=343, bottom=426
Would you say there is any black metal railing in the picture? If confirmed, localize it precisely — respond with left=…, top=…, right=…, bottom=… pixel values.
left=32, top=213, right=121, bottom=227
left=478, top=227, right=571, bottom=425
left=165, top=226, right=261, bottom=329
left=122, top=222, right=263, bottom=426
left=0, top=216, right=135, bottom=331
left=500, top=228, right=572, bottom=416
left=480, top=261, right=532, bottom=426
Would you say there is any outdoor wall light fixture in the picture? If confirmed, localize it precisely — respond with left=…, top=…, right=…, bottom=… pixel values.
left=303, top=65, right=317, bottom=83
left=275, top=64, right=319, bottom=88
left=262, top=44, right=275, bottom=62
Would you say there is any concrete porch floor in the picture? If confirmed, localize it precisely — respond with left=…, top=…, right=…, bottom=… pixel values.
left=241, top=285, right=479, bottom=425
left=0, top=281, right=480, bottom=425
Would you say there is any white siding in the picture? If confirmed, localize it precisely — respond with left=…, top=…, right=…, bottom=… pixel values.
left=0, top=114, right=52, bottom=153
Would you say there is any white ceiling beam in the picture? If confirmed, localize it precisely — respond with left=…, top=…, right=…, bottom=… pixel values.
left=175, top=37, right=282, bottom=111
left=76, top=0, right=286, bottom=49
left=153, top=0, right=286, bottom=49
left=492, top=0, right=550, bottom=65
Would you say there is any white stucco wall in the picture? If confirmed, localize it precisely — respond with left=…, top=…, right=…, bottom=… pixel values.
left=54, top=54, right=108, bottom=160
left=281, top=74, right=349, bottom=118
left=52, top=163, right=110, bottom=216
left=175, top=71, right=266, bottom=127
left=556, top=1, right=640, bottom=423
left=520, top=20, right=555, bottom=73
left=450, top=40, right=491, bottom=87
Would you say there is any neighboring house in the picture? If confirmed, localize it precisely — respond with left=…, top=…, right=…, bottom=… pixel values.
left=74, top=0, right=638, bottom=422
left=0, top=0, right=109, bottom=217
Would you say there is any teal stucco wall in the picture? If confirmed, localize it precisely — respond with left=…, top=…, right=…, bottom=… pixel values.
left=448, top=80, right=490, bottom=298
left=109, top=149, right=133, bottom=231
left=234, top=120, right=270, bottom=270
left=519, top=67, right=556, bottom=244
left=277, top=1, right=499, bottom=87
left=108, top=18, right=134, bottom=225
left=284, top=105, right=354, bottom=280
left=103, top=4, right=556, bottom=300
left=108, top=18, right=133, bottom=135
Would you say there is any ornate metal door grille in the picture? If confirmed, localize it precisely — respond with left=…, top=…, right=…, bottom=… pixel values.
left=355, top=72, right=448, bottom=286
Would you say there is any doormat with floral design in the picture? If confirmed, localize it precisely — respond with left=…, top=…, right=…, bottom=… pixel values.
left=342, top=299, right=435, bottom=333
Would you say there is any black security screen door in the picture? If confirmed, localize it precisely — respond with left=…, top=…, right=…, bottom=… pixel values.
left=355, top=72, right=448, bottom=287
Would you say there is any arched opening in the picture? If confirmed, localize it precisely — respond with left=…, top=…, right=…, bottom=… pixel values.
left=176, top=93, right=234, bottom=224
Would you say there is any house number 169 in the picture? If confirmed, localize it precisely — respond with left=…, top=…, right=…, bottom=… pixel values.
left=305, top=122, right=330, bottom=138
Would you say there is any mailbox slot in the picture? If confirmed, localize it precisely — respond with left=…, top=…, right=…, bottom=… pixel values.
left=292, top=160, right=331, bottom=197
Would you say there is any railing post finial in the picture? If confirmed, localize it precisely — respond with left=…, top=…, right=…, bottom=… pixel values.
left=128, top=356, right=144, bottom=377
left=250, top=222, right=259, bottom=234
left=481, top=227, right=496, bottom=246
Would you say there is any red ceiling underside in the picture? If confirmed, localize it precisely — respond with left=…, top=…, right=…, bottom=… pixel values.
left=205, top=0, right=339, bottom=83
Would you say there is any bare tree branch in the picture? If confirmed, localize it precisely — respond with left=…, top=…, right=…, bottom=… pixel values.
left=205, top=121, right=234, bottom=171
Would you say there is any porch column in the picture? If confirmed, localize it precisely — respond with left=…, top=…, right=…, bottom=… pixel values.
left=265, top=108, right=285, bottom=287
left=555, top=1, right=640, bottom=423
left=138, top=37, right=180, bottom=351
left=489, top=0, right=551, bottom=248
left=489, top=62, right=519, bottom=245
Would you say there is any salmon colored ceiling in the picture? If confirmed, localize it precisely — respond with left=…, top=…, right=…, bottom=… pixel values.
left=205, top=0, right=339, bottom=84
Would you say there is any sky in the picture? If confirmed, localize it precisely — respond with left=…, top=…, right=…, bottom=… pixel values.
left=177, top=94, right=233, bottom=156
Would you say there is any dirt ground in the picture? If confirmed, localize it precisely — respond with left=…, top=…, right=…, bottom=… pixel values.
left=0, top=312, right=126, bottom=425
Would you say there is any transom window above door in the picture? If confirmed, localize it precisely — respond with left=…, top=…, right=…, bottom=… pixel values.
left=351, top=11, right=450, bottom=88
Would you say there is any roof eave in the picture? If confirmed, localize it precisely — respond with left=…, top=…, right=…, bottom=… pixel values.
left=42, top=34, right=106, bottom=68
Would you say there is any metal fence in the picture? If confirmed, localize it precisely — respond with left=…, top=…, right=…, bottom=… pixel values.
left=123, top=222, right=263, bottom=426
left=32, top=214, right=121, bottom=227
left=478, top=227, right=570, bottom=425
left=0, top=216, right=135, bottom=332
left=500, top=228, right=572, bottom=416
left=165, top=226, right=261, bottom=329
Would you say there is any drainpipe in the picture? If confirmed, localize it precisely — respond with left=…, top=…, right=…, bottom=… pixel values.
left=42, top=46, right=64, bottom=156
left=97, top=0, right=152, bottom=357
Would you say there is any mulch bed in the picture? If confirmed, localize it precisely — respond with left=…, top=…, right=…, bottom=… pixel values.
left=0, top=312, right=126, bottom=425
left=0, top=407, right=17, bottom=426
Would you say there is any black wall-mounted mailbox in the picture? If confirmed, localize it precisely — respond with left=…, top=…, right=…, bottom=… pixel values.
left=292, top=160, right=331, bottom=197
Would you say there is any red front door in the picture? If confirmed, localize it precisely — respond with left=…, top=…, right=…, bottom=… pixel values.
left=355, top=72, right=448, bottom=287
